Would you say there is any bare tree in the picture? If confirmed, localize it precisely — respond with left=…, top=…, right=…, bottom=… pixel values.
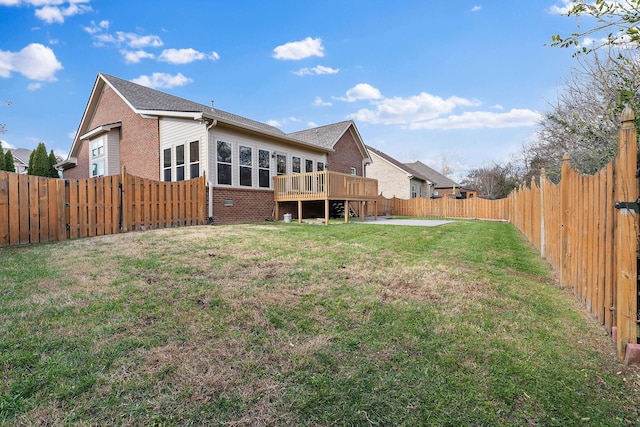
left=523, top=52, right=640, bottom=181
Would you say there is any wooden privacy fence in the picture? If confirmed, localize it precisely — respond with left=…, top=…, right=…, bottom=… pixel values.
left=0, top=167, right=207, bottom=247
left=378, top=108, right=639, bottom=363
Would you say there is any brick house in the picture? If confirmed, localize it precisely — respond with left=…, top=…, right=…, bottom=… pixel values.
left=58, top=73, right=372, bottom=224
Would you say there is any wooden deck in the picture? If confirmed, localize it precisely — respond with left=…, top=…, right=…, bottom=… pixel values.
left=273, top=171, right=379, bottom=224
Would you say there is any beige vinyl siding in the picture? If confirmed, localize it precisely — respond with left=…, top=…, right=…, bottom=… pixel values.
left=159, top=118, right=206, bottom=180
left=106, top=129, right=120, bottom=176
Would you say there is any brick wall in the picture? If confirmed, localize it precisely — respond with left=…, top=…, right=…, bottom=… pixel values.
left=67, top=84, right=160, bottom=180
left=328, top=129, right=364, bottom=176
left=211, top=187, right=276, bottom=225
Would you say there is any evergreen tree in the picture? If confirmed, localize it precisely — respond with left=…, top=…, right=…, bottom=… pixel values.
left=4, top=150, right=15, bottom=173
left=48, top=150, right=59, bottom=178
left=28, top=142, right=50, bottom=177
left=0, top=142, right=5, bottom=171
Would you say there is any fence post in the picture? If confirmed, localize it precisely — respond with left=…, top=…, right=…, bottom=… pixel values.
left=540, top=168, right=546, bottom=258
left=560, top=154, right=571, bottom=288
left=120, top=166, right=128, bottom=232
left=614, top=106, right=638, bottom=360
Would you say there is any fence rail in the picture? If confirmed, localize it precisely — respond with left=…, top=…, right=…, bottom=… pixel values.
left=0, top=168, right=207, bottom=247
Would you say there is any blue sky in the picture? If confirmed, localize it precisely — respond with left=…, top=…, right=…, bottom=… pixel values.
left=0, top=0, right=586, bottom=179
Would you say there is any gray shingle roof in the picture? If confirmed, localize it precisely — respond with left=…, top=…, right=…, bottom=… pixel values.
left=287, top=120, right=353, bottom=149
left=404, top=161, right=460, bottom=188
left=8, top=148, right=31, bottom=165
left=366, top=146, right=430, bottom=182
left=101, top=73, right=286, bottom=136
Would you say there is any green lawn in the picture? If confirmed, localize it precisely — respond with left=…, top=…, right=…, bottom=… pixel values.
left=1, top=220, right=638, bottom=425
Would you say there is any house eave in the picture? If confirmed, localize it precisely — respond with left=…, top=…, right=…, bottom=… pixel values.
left=79, top=122, right=122, bottom=140
left=56, top=157, right=77, bottom=170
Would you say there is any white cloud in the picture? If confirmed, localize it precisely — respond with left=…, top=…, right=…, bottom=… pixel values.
left=408, top=108, right=542, bottom=130
left=93, top=31, right=163, bottom=48
left=266, top=117, right=300, bottom=127
left=0, top=139, right=16, bottom=150
left=27, top=82, right=42, bottom=90
left=349, top=92, right=480, bottom=125
left=293, top=65, right=339, bottom=76
left=83, top=19, right=109, bottom=35
left=313, top=96, right=332, bottom=107
left=273, top=37, right=324, bottom=60
left=122, top=49, right=155, bottom=64
left=471, top=5, right=481, bottom=12
left=336, top=83, right=383, bottom=102
left=130, top=72, right=192, bottom=89
left=547, top=0, right=576, bottom=15
left=34, top=1, right=92, bottom=24
left=307, top=121, right=319, bottom=128
left=158, top=48, right=220, bottom=64
left=0, top=43, right=62, bottom=81
left=341, top=87, right=541, bottom=131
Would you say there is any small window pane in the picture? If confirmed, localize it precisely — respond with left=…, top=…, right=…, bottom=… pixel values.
left=190, top=163, right=199, bottom=178
left=240, top=146, right=252, bottom=166
left=190, top=141, right=199, bottom=163
left=292, top=156, right=301, bottom=173
left=217, top=141, right=231, bottom=163
left=240, top=166, right=252, bottom=186
left=218, top=164, right=231, bottom=185
left=305, top=159, right=313, bottom=172
left=164, top=168, right=172, bottom=181
left=176, top=145, right=184, bottom=166
left=259, top=150, right=270, bottom=168
left=163, top=148, right=171, bottom=168
left=259, top=169, right=270, bottom=188
left=176, top=165, right=185, bottom=181
left=277, top=154, right=286, bottom=175
left=317, top=162, right=324, bottom=171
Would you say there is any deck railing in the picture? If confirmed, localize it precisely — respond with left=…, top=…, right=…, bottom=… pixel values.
left=273, top=171, right=378, bottom=202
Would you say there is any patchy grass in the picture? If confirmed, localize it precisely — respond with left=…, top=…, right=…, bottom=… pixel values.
left=1, top=220, right=638, bottom=425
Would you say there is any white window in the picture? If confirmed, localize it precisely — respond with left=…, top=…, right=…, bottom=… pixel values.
left=239, top=145, right=252, bottom=186
left=317, top=162, right=325, bottom=171
left=305, top=159, right=313, bottom=173
left=91, top=160, right=104, bottom=177
left=276, top=154, right=287, bottom=175
left=163, top=148, right=172, bottom=181
left=350, top=167, right=357, bottom=175
left=292, top=156, right=301, bottom=173
left=217, top=141, right=232, bottom=185
left=189, top=141, right=199, bottom=178
left=176, top=144, right=185, bottom=181
left=90, top=135, right=106, bottom=177
left=259, top=149, right=270, bottom=188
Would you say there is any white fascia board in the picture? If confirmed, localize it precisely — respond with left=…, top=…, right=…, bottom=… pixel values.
left=80, top=122, right=122, bottom=140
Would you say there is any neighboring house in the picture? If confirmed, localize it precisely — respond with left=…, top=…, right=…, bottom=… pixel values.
left=404, top=161, right=477, bottom=199
left=365, top=146, right=433, bottom=199
left=58, top=73, right=371, bottom=224
left=7, top=148, right=31, bottom=174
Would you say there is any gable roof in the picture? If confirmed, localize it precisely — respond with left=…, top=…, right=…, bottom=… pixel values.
left=65, top=73, right=349, bottom=164
left=366, top=145, right=430, bottom=182
left=101, top=74, right=285, bottom=136
left=404, top=161, right=460, bottom=188
left=8, top=148, right=31, bottom=165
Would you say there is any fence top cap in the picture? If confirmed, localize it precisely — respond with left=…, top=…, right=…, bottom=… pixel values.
left=621, top=105, right=635, bottom=122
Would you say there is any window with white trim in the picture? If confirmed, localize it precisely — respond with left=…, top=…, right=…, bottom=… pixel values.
left=163, top=148, right=172, bottom=181
left=176, top=144, right=185, bottom=181
left=189, top=141, right=199, bottom=178
left=217, top=141, right=232, bottom=185
left=239, top=145, right=252, bottom=186
left=305, top=159, right=313, bottom=172
left=292, top=156, right=301, bottom=173
left=350, top=167, right=356, bottom=175
left=259, top=149, right=270, bottom=188
left=276, top=154, right=287, bottom=175
left=90, top=135, right=106, bottom=177
left=317, top=162, right=325, bottom=171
